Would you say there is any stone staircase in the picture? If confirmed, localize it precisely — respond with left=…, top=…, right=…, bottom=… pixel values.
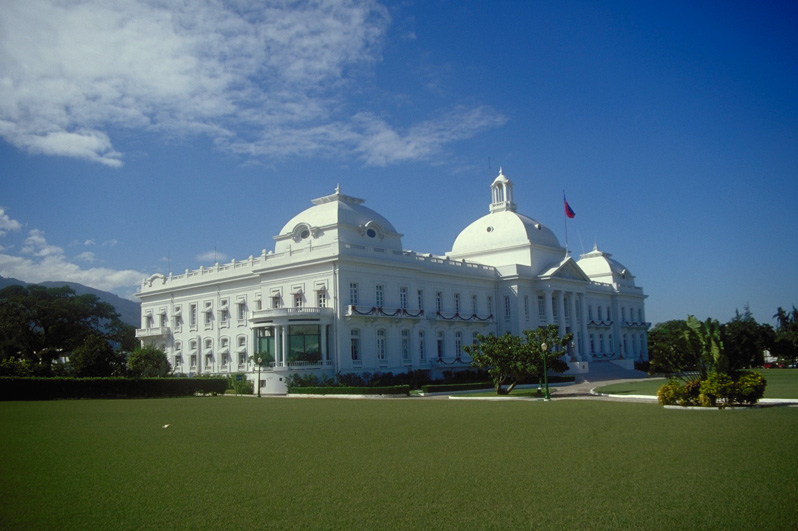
left=579, top=360, right=649, bottom=383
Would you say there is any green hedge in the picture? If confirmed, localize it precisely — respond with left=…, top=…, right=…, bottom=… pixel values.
left=421, top=382, right=494, bottom=393
left=0, top=377, right=228, bottom=400
left=288, top=385, right=410, bottom=396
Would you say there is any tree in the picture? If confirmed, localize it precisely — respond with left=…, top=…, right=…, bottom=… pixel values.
left=0, top=285, right=132, bottom=372
left=685, top=315, right=726, bottom=380
left=463, top=325, right=570, bottom=395
left=722, top=306, right=772, bottom=369
left=70, top=334, right=126, bottom=377
left=127, top=346, right=171, bottom=377
left=647, top=320, right=696, bottom=376
left=772, top=306, right=798, bottom=364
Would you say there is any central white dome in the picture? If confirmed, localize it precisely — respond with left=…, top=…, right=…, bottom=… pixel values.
left=447, top=169, right=564, bottom=272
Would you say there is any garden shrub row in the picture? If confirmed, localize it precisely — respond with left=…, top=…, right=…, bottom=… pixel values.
left=657, top=371, right=767, bottom=407
left=0, top=377, right=228, bottom=401
left=421, top=382, right=494, bottom=393
left=288, top=385, right=411, bottom=396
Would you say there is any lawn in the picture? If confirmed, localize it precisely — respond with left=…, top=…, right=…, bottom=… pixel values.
left=1, top=397, right=796, bottom=530
left=597, top=369, right=798, bottom=398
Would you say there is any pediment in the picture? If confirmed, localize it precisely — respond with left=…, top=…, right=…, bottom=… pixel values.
left=540, top=257, right=591, bottom=282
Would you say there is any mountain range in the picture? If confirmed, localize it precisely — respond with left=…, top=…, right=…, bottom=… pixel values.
left=0, top=276, right=141, bottom=327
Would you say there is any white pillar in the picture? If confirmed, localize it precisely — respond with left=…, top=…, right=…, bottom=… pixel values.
left=580, top=294, right=589, bottom=361
left=281, top=325, right=288, bottom=367
left=568, top=292, right=579, bottom=360
left=544, top=290, right=553, bottom=325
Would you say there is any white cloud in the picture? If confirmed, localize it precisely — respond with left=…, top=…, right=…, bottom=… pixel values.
left=0, top=0, right=504, bottom=167
left=0, top=208, right=22, bottom=236
left=0, top=229, right=144, bottom=293
left=196, top=251, right=228, bottom=263
left=74, top=251, right=96, bottom=263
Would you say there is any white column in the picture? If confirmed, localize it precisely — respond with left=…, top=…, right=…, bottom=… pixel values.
left=321, top=324, right=328, bottom=365
left=568, top=292, right=579, bottom=360
left=580, top=294, right=589, bottom=361
left=281, top=325, right=288, bottom=367
left=557, top=291, right=566, bottom=338
left=544, top=290, right=553, bottom=325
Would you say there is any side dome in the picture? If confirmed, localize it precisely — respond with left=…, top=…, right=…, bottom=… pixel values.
left=577, top=245, right=636, bottom=287
left=274, top=186, right=403, bottom=253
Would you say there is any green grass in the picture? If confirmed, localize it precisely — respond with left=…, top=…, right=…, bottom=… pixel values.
left=1, top=397, right=797, bottom=530
left=597, top=369, right=798, bottom=398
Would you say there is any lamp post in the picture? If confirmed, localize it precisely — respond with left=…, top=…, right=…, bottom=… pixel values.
left=256, top=356, right=262, bottom=398
left=541, top=342, right=551, bottom=401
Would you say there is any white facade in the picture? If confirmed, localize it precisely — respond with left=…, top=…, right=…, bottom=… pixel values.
left=136, top=171, right=648, bottom=393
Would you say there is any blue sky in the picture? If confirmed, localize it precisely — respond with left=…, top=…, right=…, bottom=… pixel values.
left=1, top=0, right=796, bottom=326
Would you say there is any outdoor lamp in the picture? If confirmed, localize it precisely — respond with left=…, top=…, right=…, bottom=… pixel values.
left=541, top=342, right=551, bottom=401
left=256, top=357, right=263, bottom=398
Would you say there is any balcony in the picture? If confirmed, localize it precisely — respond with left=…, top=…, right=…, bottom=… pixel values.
left=250, top=307, right=333, bottom=322
left=346, top=305, right=425, bottom=319
left=135, top=326, right=170, bottom=338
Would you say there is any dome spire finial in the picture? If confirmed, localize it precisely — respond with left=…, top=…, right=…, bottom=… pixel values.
left=490, top=168, right=516, bottom=213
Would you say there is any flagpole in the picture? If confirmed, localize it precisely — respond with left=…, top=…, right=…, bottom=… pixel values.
left=563, top=190, right=569, bottom=254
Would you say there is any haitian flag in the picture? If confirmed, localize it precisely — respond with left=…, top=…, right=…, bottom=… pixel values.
left=563, top=194, right=576, bottom=218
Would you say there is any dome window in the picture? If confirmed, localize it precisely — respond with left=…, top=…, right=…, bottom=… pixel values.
left=360, top=221, right=385, bottom=240
left=367, top=228, right=377, bottom=238
left=486, top=226, right=494, bottom=233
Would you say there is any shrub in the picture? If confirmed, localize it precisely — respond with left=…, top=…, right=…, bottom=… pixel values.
left=657, top=380, right=686, bottom=406
left=700, top=373, right=735, bottom=407
left=736, top=371, right=767, bottom=405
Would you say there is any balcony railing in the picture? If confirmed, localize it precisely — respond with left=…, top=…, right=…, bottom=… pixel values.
left=250, top=307, right=333, bottom=321
left=135, top=326, right=170, bottom=338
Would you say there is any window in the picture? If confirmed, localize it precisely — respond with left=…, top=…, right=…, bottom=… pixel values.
left=272, top=295, right=281, bottom=309
left=205, top=354, right=213, bottom=368
left=174, top=355, right=182, bottom=368
left=255, top=299, right=262, bottom=311
left=317, top=291, right=327, bottom=308
left=350, top=329, right=360, bottom=361
left=436, top=291, right=442, bottom=313
left=376, top=284, right=384, bottom=308
left=417, top=289, right=424, bottom=311
left=552, top=298, right=559, bottom=318
left=237, top=302, right=247, bottom=320
left=159, top=313, right=167, bottom=327
left=454, top=331, right=462, bottom=357
left=471, top=294, right=478, bottom=315
left=487, top=296, right=493, bottom=316
left=173, top=307, right=182, bottom=330
left=204, top=303, right=213, bottom=326
left=349, top=283, right=359, bottom=306
left=401, top=330, right=410, bottom=362
left=222, top=353, right=229, bottom=366
left=564, top=299, right=569, bottom=318
left=399, top=287, right=408, bottom=310
left=418, top=331, right=426, bottom=362
left=190, top=354, right=197, bottom=368
left=294, top=292, right=303, bottom=308
left=538, top=296, right=545, bottom=318
left=598, top=306, right=603, bottom=321
left=599, top=334, right=604, bottom=353
left=588, top=305, right=593, bottom=321
left=238, top=353, right=247, bottom=366
left=190, top=304, right=197, bottom=327
left=622, top=307, right=626, bottom=322
left=590, top=334, right=595, bottom=354
left=204, top=338, right=213, bottom=351
left=376, top=329, right=386, bottom=360
left=607, top=308, right=611, bottom=321
left=436, top=331, right=445, bottom=359
left=504, top=295, right=511, bottom=318
left=524, top=296, right=529, bottom=319
left=220, top=307, right=229, bottom=325
left=472, top=331, right=479, bottom=344
left=454, top=293, right=461, bottom=314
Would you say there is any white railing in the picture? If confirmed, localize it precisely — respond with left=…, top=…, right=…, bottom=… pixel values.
left=135, top=326, right=169, bottom=338
left=250, top=307, right=334, bottom=320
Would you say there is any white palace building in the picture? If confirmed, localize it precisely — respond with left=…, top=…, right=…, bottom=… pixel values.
left=136, top=170, right=649, bottom=393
